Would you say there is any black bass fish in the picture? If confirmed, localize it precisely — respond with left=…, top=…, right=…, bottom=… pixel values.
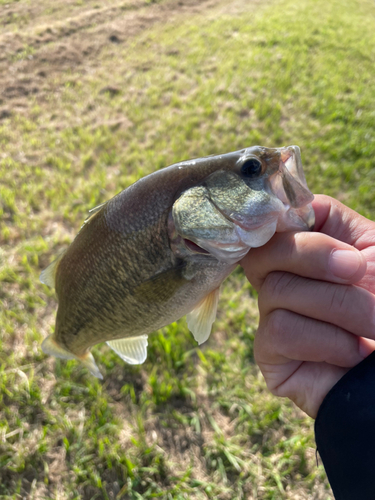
left=40, top=146, right=314, bottom=378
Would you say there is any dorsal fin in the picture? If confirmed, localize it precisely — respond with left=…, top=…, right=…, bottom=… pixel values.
left=107, top=335, right=148, bottom=365
left=186, top=287, right=221, bottom=345
left=81, top=202, right=106, bottom=228
left=39, top=251, right=66, bottom=288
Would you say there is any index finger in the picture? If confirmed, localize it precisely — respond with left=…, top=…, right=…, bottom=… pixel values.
left=313, top=194, right=375, bottom=249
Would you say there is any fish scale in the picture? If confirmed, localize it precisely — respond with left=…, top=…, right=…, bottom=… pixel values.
left=40, top=145, right=314, bottom=378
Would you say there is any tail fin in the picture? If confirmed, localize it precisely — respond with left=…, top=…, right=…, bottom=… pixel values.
left=41, top=334, right=103, bottom=379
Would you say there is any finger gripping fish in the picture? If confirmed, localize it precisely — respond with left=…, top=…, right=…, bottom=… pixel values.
left=40, top=145, right=314, bottom=378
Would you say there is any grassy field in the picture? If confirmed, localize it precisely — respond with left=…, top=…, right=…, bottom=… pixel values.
left=1, top=0, right=375, bottom=498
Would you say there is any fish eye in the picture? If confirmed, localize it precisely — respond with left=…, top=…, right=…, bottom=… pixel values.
left=240, top=158, right=263, bottom=178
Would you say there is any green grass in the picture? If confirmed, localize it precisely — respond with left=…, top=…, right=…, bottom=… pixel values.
left=1, top=0, right=375, bottom=497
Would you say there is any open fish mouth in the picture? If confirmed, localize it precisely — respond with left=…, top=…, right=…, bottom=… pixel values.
left=272, top=146, right=315, bottom=231
left=281, top=146, right=309, bottom=189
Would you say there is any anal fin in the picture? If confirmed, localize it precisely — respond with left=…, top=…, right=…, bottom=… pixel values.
left=107, top=335, right=148, bottom=365
left=186, top=287, right=221, bottom=345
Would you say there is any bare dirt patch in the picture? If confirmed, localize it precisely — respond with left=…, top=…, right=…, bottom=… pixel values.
left=0, top=0, right=229, bottom=118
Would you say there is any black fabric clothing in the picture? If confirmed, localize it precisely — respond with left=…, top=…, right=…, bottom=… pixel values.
left=315, top=351, right=375, bottom=499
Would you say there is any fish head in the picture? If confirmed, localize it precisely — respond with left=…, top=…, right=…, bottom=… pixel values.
left=171, top=145, right=315, bottom=264
left=212, top=144, right=315, bottom=233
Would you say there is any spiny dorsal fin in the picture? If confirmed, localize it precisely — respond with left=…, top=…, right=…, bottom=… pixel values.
left=81, top=202, right=107, bottom=228
left=39, top=251, right=66, bottom=288
left=186, top=287, right=221, bottom=345
left=107, top=335, right=148, bottom=365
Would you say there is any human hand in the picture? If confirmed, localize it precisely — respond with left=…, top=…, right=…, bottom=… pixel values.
left=241, top=195, right=375, bottom=418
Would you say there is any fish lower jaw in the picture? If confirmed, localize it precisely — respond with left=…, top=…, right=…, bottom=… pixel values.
left=234, top=220, right=278, bottom=248
left=170, top=211, right=280, bottom=265
left=193, top=221, right=279, bottom=264
left=195, top=242, right=250, bottom=265
left=176, top=219, right=280, bottom=265
left=172, top=234, right=249, bottom=264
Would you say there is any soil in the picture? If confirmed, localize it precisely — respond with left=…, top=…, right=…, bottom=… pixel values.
left=0, top=0, right=237, bottom=119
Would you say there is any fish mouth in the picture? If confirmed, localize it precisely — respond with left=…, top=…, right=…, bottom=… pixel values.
left=281, top=146, right=310, bottom=190
left=271, top=146, right=315, bottom=231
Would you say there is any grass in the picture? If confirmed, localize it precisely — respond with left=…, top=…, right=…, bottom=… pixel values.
left=1, top=0, right=375, bottom=497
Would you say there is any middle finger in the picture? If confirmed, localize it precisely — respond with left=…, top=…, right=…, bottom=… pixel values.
left=258, top=271, right=375, bottom=341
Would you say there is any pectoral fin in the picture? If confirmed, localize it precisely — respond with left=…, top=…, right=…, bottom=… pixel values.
left=186, top=287, right=221, bottom=345
left=107, top=335, right=148, bottom=365
left=39, top=251, right=65, bottom=288
left=133, top=266, right=187, bottom=304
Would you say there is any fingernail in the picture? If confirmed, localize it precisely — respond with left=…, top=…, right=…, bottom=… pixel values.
left=359, top=338, right=375, bottom=359
left=329, top=249, right=362, bottom=279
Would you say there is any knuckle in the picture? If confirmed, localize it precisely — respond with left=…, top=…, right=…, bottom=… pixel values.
left=293, top=230, right=315, bottom=252
left=241, top=249, right=267, bottom=290
left=325, top=283, right=352, bottom=316
left=262, top=309, right=290, bottom=345
left=259, top=272, right=301, bottom=309
left=329, top=323, right=349, bottom=359
left=269, top=382, right=288, bottom=398
left=333, top=285, right=351, bottom=311
left=254, top=314, right=281, bottom=364
left=262, top=271, right=286, bottom=296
